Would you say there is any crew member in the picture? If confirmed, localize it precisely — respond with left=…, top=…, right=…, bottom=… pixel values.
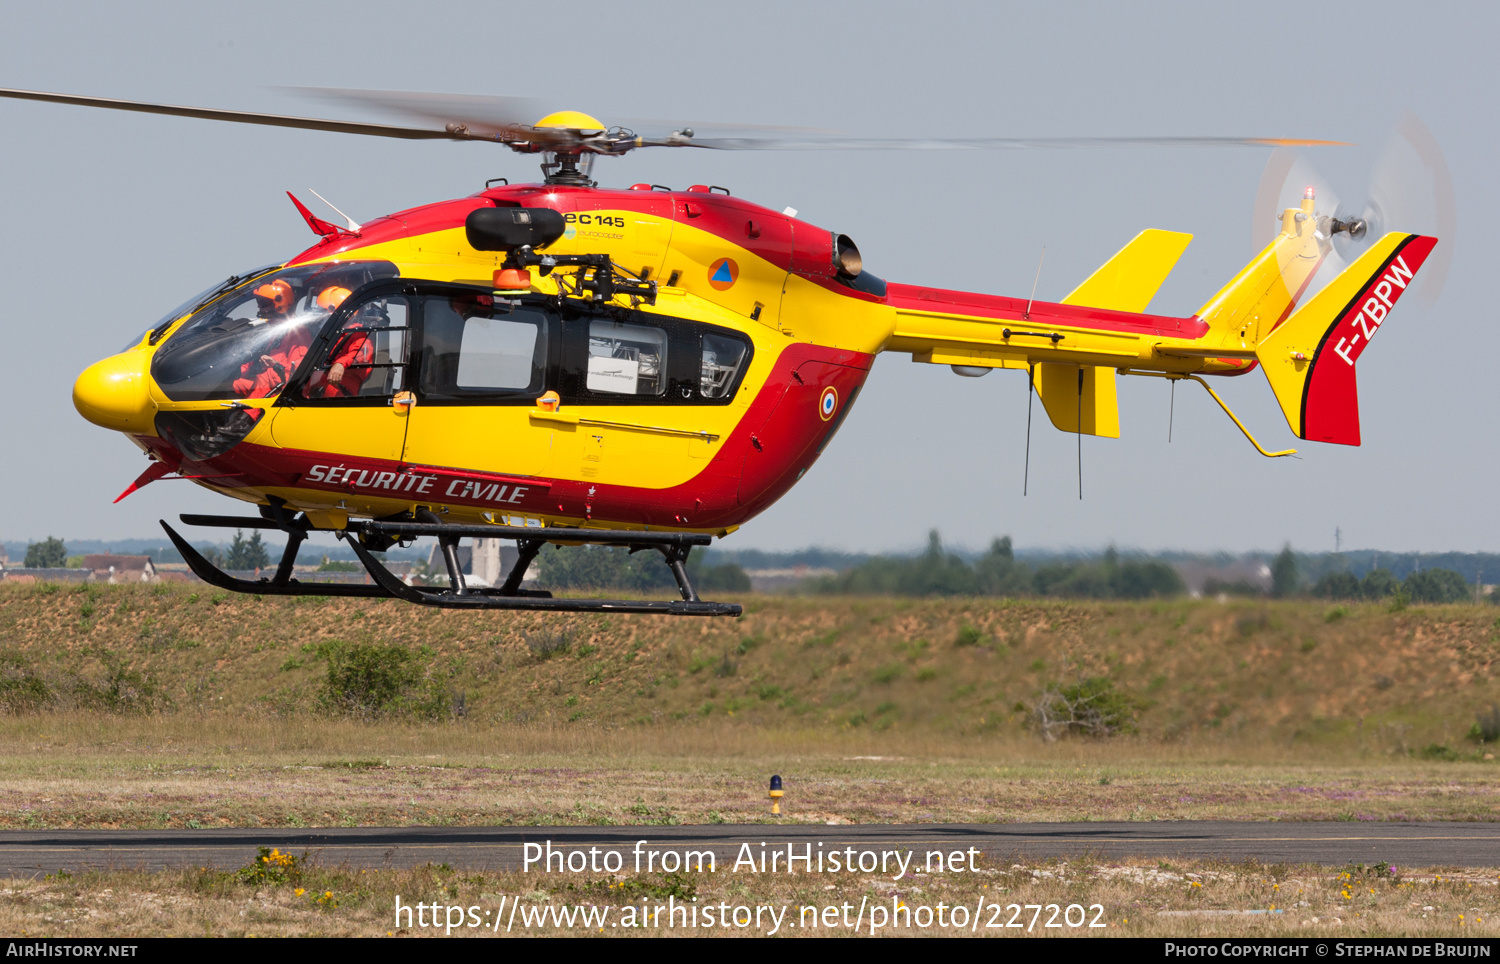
left=232, top=279, right=312, bottom=397
left=309, top=287, right=379, bottom=398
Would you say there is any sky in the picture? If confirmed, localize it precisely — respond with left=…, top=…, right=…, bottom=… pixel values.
left=0, top=0, right=1492, bottom=556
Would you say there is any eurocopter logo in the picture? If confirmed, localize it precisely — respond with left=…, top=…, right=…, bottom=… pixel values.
left=708, top=258, right=738, bottom=291
left=1328, top=253, right=1416, bottom=367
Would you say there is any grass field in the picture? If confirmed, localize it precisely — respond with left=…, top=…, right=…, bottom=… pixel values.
left=2, top=717, right=1500, bottom=827
left=0, top=584, right=1494, bottom=828
left=2, top=582, right=1498, bottom=745
left=2, top=584, right=1498, bottom=937
left=3, top=855, right=1496, bottom=937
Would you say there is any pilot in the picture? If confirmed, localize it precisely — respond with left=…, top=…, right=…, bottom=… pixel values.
left=232, top=279, right=313, bottom=397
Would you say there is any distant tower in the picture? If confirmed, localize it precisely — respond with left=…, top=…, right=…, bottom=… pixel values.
left=1335, top=527, right=1341, bottom=553
left=471, top=538, right=503, bottom=586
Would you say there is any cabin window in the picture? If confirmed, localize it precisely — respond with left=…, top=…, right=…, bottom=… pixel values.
left=700, top=332, right=749, bottom=399
left=586, top=320, right=667, bottom=396
left=456, top=316, right=543, bottom=390
left=417, top=295, right=549, bottom=398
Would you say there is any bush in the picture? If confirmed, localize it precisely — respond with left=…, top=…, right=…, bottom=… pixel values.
left=0, top=653, right=51, bottom=712
left=315, top=642, right=450, bottom=719
left=1469, top=705, right=1500, bottom=744
left=71, top=651, right=167, bottom=713
left=237, top=848, right=303, bottom=886
left=524, top=630, right=571, bottom=660
left=1030, top=676, right=1140, bottom=740
left=1402, top=568, right=1471, bottom=604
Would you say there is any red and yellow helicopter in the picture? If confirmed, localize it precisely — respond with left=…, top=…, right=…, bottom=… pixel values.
left=5, top=87, right=1438, bottom=615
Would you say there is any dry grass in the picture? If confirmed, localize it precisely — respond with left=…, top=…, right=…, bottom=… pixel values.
left=2, top=856, right=1496, bottom=937
left=2, top=586, right=1499, bottom=937
left=0, top=585, right=1498, bottom=827
left=1, top=583, right=1498, bottom=748
left=0, top=716, right=1495, bottom=827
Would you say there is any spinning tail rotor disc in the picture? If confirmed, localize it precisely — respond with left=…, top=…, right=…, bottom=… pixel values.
left=1252, top=112, right=1454, bottom=306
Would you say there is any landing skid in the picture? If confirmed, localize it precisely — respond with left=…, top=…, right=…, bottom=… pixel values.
left=162, top=516, right=389, bottom=598
left=162, top=511, right=741, bottom=616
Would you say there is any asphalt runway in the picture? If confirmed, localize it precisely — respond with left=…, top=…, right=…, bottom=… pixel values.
left=1, top=823, right=1497, bottom=876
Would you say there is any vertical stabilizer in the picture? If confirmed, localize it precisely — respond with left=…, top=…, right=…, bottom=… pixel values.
left=1256, top=233, right=1438, bottom=445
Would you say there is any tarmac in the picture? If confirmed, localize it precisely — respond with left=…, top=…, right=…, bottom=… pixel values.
left=0, top=822, right=1496, bottom=876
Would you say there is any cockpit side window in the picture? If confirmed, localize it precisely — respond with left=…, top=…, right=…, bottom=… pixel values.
left=299, top=295, right=411, bottom=401
left=150, top=261, right=398, bottom=401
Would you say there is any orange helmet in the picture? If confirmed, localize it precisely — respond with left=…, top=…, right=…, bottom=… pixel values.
left=316, top=285, right=352, bottom=312
left=253, top=279, right=295, bottom=315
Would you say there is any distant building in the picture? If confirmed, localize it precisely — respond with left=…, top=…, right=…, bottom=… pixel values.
left=1173, top=560, right=1272, bottom=598
left=745, top=566, right=838, bottom=593
left=82, top=554, right=157, bottom=584
left=425, top=538, right=527, bottom=588
left=0, top=568, right=94, bottom=584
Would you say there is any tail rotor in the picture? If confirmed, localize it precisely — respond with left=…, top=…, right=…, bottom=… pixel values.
left=1252, top=111, right=1454, bottom=307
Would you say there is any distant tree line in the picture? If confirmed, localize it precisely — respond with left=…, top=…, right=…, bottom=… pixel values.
left=813, top=532, right=1184, bottom=600
left=534, top=545, right=750, bottom=593
left=1313, top=566, right=1475, bottom=604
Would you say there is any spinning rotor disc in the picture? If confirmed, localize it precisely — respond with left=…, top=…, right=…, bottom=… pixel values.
left=1252, top=111, right=1455, bottom=307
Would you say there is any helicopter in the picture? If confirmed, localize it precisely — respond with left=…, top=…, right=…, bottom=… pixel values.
left=7, top=86, right=1438, bottom=616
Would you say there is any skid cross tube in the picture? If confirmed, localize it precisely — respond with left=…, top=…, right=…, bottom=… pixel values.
left=345, top=520, right=739, bottom=615
left=354, top=520, right=715, bottom=548
left=344, top=534, right=738, bottom=615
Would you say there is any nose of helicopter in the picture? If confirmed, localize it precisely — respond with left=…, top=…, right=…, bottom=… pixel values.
left=73, top=351, right=157, bottom=433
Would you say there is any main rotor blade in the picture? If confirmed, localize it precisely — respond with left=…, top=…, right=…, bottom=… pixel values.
left=0, top=87, right=466, bottom=141
left=681, top=135, right=1352, bottom=151
left=0, top=86, right=1351, bottom=156
left=286, top=86, right=837, bottom=138
left=287, top=86, right=544, bottom=137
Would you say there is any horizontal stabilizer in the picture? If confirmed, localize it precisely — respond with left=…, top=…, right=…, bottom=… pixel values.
left=1035, top=363, right=1120, bottom=438
left=1257, top=233, right=1438, bottom=445
left=1061, top=229, right=1193, bottom=313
